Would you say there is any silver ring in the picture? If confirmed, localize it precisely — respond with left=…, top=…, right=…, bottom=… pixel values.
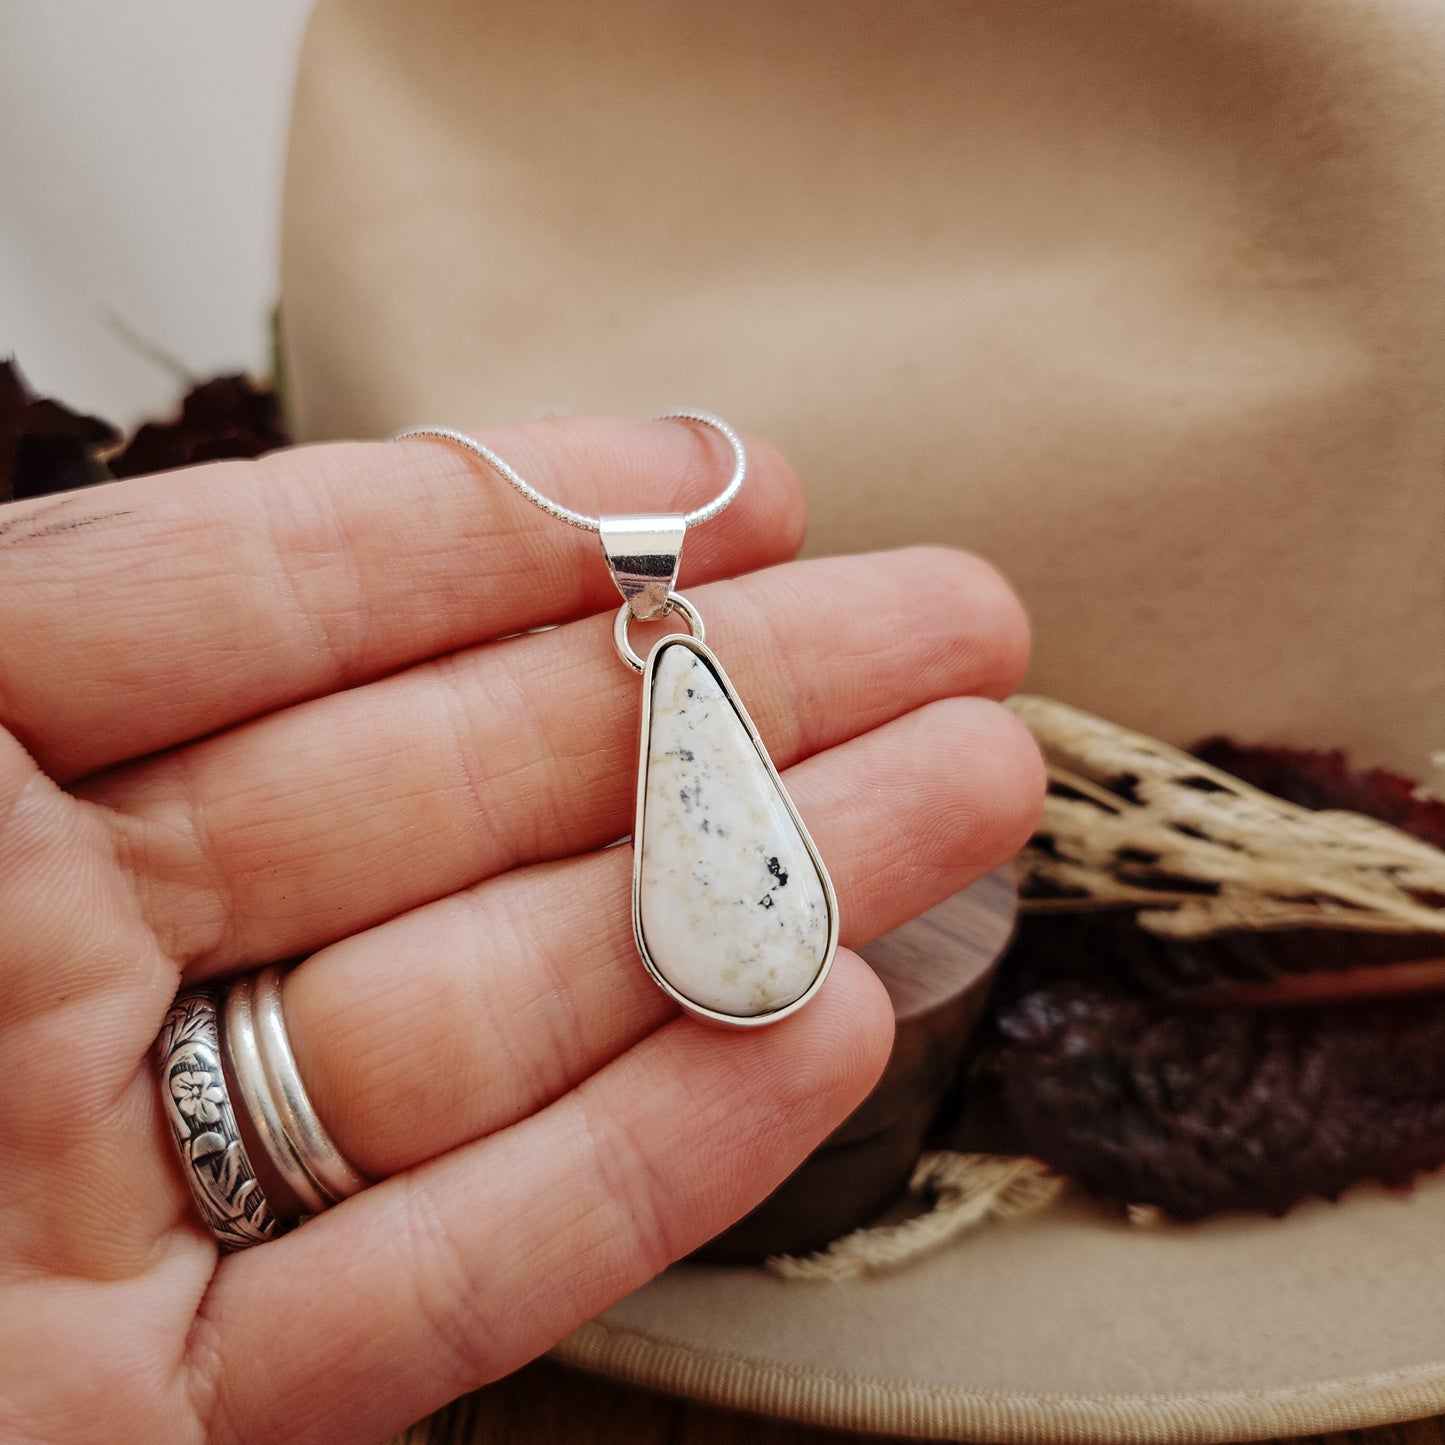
left=251, top=965, right=369, bottom=1204
left=224, top=966, right=369, bottom=1216
left=224, top=975, right=333, bottom=1216
left=612, top=591, right=706, bottom=674
left=157, top=992, right=279, bottom=1252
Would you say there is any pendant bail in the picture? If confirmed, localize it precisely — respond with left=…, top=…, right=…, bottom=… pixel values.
left=599, top=514, right=687, bottom=622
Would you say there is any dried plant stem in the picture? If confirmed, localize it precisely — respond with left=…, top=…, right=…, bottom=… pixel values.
left=766, top=1154, right=1060, bottom=1282
left=1008, top=696, right=1445, bottom=941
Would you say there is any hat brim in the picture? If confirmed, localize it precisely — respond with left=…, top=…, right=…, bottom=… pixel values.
left=554, top=1174, right=1445, bottom=1442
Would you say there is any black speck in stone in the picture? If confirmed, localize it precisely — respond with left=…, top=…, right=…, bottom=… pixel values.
left=678, top=748, right=694, bottom=762
left=759, top=894, right=775, bottom=910
left=686, top=688, right=694, bottom=697
left=767, top=856, right=789, bottom=888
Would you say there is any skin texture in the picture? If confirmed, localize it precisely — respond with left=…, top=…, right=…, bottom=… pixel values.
left=0, top=417, right=1043, bottom=1445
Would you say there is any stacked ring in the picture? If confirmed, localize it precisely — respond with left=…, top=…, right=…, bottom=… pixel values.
left=225, top=966, right=369, bottom=1213
left=157, top=964, right=368, bottom=1250
left=157, top=992, right=280, bottom=1252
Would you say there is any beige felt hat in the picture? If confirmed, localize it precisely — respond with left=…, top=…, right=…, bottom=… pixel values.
left=280, top=1, right=1445, bottom=1436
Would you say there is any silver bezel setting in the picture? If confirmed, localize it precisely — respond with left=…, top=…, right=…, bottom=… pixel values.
left=631, top=632, right=840, bottom=1029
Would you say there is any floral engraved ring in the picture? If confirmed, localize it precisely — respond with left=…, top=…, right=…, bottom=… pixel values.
left=157, top=993, right=278, bottom=1251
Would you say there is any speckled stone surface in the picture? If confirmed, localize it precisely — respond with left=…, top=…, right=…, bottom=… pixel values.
left=637, top=641, right=830, bottom=1019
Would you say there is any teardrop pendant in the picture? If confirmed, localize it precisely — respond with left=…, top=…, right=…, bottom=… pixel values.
left=632, top=633, right=839, bottom=1026
left=395, top=417, right=825, bottom=1027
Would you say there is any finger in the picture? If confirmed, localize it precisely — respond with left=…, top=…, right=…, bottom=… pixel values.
left=0, top=418, right=804, bottom=779
left=0, top=724, right=187, bottom=1277
left=282, top=696, right=1043, bottom=1177
left=83, top=547, right=1030, bottom=972
left=189, top=952, right=893, bottom=1445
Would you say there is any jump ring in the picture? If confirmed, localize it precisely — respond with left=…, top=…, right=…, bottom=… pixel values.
left=612, top=591, right=706, bottom=673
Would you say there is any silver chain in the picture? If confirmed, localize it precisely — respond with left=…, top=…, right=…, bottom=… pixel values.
left=395, top=410, right=747, bottom=533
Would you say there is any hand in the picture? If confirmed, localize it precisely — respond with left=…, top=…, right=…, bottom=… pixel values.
left=0, top=418, right=1042, bottom=1444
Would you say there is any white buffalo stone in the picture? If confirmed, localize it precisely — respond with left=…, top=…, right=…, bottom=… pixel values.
left=637, top=641, right=831, bottom=1019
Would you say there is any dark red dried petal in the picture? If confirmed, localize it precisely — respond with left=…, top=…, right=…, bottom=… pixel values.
left=109, top=374, right=289, bottom=478
left=998, top=910, right=1445, bottom=1002
left=0, top=359, right=119, bottom=502
left=1195, top=737, right=1445, bottom=851
left=973, top=983, right=1445, bottom=1218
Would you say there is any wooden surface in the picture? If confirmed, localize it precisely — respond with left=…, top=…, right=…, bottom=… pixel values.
left=399, top=1358, right=1445, bottom=1444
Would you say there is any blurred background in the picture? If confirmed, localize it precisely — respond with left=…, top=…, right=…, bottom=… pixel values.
left=0, top=1, right=310, bottom=424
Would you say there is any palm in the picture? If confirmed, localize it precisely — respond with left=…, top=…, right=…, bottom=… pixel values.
left=0, top=419, right=1040, bottom=1444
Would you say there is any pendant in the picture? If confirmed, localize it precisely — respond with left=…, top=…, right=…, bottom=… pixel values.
left=602, top=516, right=839, bottom=1027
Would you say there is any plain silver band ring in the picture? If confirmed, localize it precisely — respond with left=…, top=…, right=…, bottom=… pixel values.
left=224, top=975, right=333, bottom=1216
left=251, top=964, right=369, bottom=1204
left=157, top=992, right=279, bottom=1252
